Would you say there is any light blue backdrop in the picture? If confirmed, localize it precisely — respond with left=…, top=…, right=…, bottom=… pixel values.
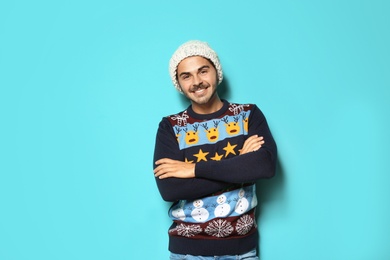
left=1, top=1, right=389, bottom=259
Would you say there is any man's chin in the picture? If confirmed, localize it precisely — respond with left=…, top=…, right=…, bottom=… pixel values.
left=190, top=96, right=211, bottom=105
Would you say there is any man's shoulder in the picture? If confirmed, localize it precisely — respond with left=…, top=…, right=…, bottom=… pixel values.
left=165, top=108, right=188, bottom=118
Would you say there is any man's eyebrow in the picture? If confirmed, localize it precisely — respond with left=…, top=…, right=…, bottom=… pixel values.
left=178, top=71, right=190, bottom=77
left=178, top=65, right=210, bottom=77
left=198, top=65, right=210, bottom=72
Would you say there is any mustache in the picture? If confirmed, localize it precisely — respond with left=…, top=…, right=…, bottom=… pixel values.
left=190, top=83, right=209, bottom=92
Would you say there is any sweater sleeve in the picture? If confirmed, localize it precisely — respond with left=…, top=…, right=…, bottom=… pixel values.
left=153, top=118, right=231, bottom=202
left=195, top=105, right=277, bottom=183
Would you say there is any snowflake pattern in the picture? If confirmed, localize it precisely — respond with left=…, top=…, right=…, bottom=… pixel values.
left=205, top=219, right=234, bottom=238
left=176, top=223, right=202, bottom=237
left=236, top=214, right=254, bottom=235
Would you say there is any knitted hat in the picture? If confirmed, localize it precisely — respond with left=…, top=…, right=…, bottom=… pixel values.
left=169, top=40, right=223, bottom=93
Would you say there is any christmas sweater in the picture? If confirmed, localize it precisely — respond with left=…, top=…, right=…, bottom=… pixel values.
left=153, top=100, right=277, bottom=256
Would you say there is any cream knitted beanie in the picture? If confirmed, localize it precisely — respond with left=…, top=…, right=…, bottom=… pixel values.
left=169, top=40, right=223, bottom=93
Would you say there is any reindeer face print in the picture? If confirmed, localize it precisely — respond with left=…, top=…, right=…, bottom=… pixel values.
left=185, top=131, right=199, bottom=145
left=202, top=120, right=220, bottom=143
left=205, top=128, right=219, bottom=142
left=226, top=122, right=240, bottom=135
left=184, top=124, right=200, bottom=145
left=222, top=116, right=241, bottom=136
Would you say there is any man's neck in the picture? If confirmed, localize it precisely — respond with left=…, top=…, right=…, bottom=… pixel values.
left=191, top=95, right=223, bottom=115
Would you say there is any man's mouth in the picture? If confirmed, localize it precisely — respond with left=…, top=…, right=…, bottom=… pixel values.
left=191, top=86, right=208, bottom=93
left=195, top=88, right=206, bottom=93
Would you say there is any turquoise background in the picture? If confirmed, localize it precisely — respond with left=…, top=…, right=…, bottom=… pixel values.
left=1, top=1, right=389, bottom=259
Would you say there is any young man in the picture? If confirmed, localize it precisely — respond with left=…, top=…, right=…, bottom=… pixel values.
left=153, top=40, right=277, bottom=259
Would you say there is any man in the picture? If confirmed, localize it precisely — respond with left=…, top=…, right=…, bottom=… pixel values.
left=153, top=40, right=277, bottom=259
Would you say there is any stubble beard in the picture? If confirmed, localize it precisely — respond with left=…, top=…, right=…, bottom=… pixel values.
left=187, top=83, right=218, bottom=106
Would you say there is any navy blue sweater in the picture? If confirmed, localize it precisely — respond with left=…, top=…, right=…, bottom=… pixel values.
left=153, top=100, right=277, bottom=256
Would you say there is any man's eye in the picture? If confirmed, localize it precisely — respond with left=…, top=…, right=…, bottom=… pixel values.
left=200, top=70, right=208, bottom=74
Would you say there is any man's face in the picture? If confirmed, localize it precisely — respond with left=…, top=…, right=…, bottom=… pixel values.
left=177, top=56, right=218, bottom=106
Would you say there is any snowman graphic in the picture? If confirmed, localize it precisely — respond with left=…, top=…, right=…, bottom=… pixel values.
left=214, top=194, right=231, bottom=217
left=191, top=199, right=209, bottom=222
left=171, top=200, right=186, bottom=221
left=234, top=188, right=249, bottom=214
left=251, top=186, right=258, bottom=208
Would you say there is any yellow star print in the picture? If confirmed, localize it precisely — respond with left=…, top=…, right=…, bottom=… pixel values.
left=193, top=149, right=209, bottom=162
left=210, top=152, right=224, bottom=161
left=185, top=158, right=194, bottom=163
left=223, top=142, right=237, bottom=157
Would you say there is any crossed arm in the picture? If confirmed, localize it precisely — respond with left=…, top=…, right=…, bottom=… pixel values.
left=154, top=135, right=265, bottom=179
left=153, top=105, right=277, bottom=201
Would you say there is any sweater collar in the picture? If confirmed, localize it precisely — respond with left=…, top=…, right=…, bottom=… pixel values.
left=187, top=99, right=229, bottom=120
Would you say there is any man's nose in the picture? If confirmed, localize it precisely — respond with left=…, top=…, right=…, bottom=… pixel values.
left=193, top=74, right=203, bottom=86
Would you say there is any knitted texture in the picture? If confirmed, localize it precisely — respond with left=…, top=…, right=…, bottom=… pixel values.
left=169, top=40, right=223, bottom=93
left=153, top=100, right=278, bottom=255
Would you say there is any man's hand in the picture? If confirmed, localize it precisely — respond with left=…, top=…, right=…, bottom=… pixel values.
left=154, top=158, right=195, bottom=179
left=240, top=135, right=265, bottom=155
